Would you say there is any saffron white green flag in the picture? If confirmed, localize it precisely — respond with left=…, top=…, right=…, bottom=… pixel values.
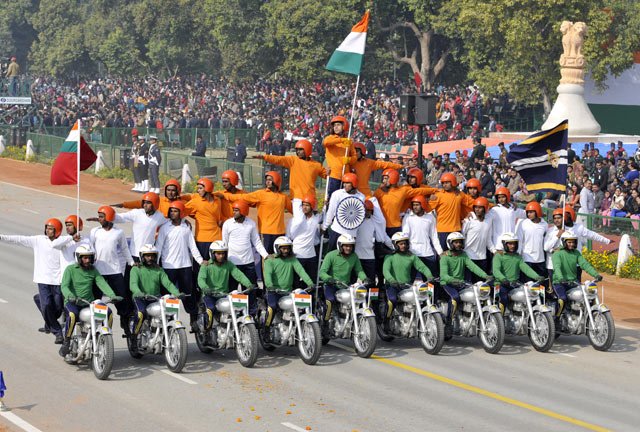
left=325, top=11, right=370, bottom=76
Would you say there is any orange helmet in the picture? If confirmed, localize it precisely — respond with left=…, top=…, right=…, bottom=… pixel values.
left=525, top=201, right=543, bottom=218
left=164, top=179, right=181, bottom=194
left=495, top=187, right=511, bottom=202
left=65, top=215, right=83, bottom=231
left=232, top=200, right=250, bottom=217
left=141, top=192, right=160, bottom=209
left=221, top=170, right=239, bottom=186
left=466, top=178, right=482, bottom=192
left=265, top=171, right=282, bottom=189
left=341, top=173, right=358, bottom=188
left=197, top=178, right=214, bottom=193
left=410, top=195, right=429, bottom=211
left=407, top=168, right=424, bottom=185
left=354, top=142, right=366, bottom=156
left=382, top=168, right=400, bottom=186
left=472, top=197, right=490, bottom=212
left=98, top=205, right=116, bottom=222
left=44, top=218, right=63, bottom=238
left=364, top=199, right=374, bottom=211
left=552, top=207, right=564, bottom=218
left=563, top=205, right=576, bottom=223
left=330, top=115, right=349, bottom=132
left=168, top=200, right=187, bottom=218
left=302, top=194, right=317, bottom=209
left=294, top=139, right=312, bottom=157
left=440, top=172, right=458, bottom=187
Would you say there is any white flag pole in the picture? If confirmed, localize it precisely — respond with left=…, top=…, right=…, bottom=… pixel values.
left=76, top=119, right=81, bottom=230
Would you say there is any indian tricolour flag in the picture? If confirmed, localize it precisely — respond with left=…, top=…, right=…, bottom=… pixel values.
left=325, top=11, right=370, bottom=76
left=50, top=120, right=97, bottom=185
left=231, top=294, right=249, bottom=310
left=293, top=293, right=312, bottom=308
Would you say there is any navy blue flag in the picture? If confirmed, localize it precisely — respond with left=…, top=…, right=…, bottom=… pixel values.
left=0, top=370, right=6, bottom=398
left=506, top=120, right=568, bottom=193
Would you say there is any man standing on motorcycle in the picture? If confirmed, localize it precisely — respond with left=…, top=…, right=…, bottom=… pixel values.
left=401, top=195, right=442, bottom=279
left=287, top=194, right=322, bottom=284
left=439, top=232, right=492, bottom=335
left=355, top=200, right=394, bottom=287
left=551, top=231, right=602, bottom=318
left=493, top=233, right=544, bottom=314
left=59, top=246, right=121, bottom=357
left=462, top=197, right=496, bottom=282
left=319, top=234, right=369, bottom=321
left=128, top=244, right=182, bottom=351
left=197, top=241, right=254, bottom=331
left=262, top=237, right=314, bottom=338
left=382, top=232, right=434, bottom=327
left=515, top=201, right=548, bottom=280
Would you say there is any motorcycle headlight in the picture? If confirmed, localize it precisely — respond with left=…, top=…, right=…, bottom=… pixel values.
left=585, top=282, right=598, bottom=297
left=478, top=284, right=491, bottom=299
left=527, top=285, right=543, bottom=297
left=416, top=283, right=432, bottom=301
left=355, top=288, right=368, bottom=301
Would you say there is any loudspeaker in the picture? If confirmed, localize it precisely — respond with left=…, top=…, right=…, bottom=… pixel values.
left=414, top=95, right=437, bottom=125
left=400, top=94, right=416, bottom=125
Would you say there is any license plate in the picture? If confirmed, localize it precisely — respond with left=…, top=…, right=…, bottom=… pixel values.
left=293, top=293, right=312, bottom=308
left=92, top=303, right=108, bottom=320
left=231, top=294, right=249, bottom=311
left=165, top=297, right=180, bottom=314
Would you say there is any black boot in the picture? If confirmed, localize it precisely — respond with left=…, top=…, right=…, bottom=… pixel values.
left=54, top=334, right=63, bottom=344
left=58, top=338, right=70, bottom=357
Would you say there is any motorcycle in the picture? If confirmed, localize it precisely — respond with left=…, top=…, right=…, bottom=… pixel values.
left=63, top=298, right=114, bottom=381
left=127, top=294, right=188, bottom=373
left=440, top=280, right=504, bottom=354
left=555, top=280, right=615, bottom=351
left=377, top=281, right=445, bottom=355
left=258, top=288, right=322, bottom=365
left=318, top=281, right=377, bottom=358
left=193, top=289, right=259, bottom=368
left=501, top=281, right=555, bottom=352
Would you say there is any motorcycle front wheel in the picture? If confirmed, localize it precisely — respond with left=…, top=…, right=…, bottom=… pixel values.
left=297, top=321, right=322, bottom=365
left=353, top=315, right=377, bottom=358
left=420, top=312, right=445, bottom=355
left=165, top=327, right=188, bottom=373
left=92, top=333, right=114, bottom=380
left=235, top=323, right=259, bottom=368
left=587, top=311, right=615, bottom=351
left=528, top=311, right=555, bottom=352
left=479, top=312, right=505, bottom=354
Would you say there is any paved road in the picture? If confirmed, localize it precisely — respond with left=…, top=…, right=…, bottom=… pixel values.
left=0, top=182, right=639, bottom=432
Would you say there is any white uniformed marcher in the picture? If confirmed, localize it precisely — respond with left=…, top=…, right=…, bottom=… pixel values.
left=402, top=209, right=442, bottom=258
left=287, top=200, right=321, bottom=259
left=221, top=210, right=269, bottom=265
left=0, top=234, right=62, bottom=285
left=462, top=211, right=496, bottom=260
left=515, top=217, right=548, bottom=264
left=113, top=197, right=167, bottom=258
left=156, top=221, right=203, bottom=268
left=487, top=192, right=526, bottom=250
left=322, top=187, right=366, bottom=237
left=90, top=225, right=133, bottom=275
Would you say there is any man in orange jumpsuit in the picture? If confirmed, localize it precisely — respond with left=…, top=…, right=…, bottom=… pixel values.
left=218, top=170, right=249, bottom=221
left=352, top=142, right=402, bottom=198
left=112, top=179, right=191, bottom=217
left=323, top=115, right=357, bottom=200
left=429, top=172, right=475, bottom=250
left=185, top=177, right=223, bottom=261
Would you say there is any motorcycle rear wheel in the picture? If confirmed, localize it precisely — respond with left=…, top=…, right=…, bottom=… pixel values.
left=420, top=312, right=445, bottom=355
left=195, top=330, right=214, bottom=354
left=258, top=326, right=276, bottom=351
left=165, top=328, right=188, bottom=373
left=236, top=323, right=259, bottom=368
left=298, top=321, right=322, bottom=365
left=127, top=335, right=144, bottom=359
left=528, top=311, right=555, bottom=352
left=587, top=311, right=615, bottom=351
left=353, top=315, right=377, bottom=358
left=92, top=334, right=114, bottom=380
left=479, top=312, right=505, bottom=354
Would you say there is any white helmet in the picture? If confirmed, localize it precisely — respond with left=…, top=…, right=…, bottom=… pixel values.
left=138, top=243, right=158, bottom=261
left=446, top=232, right=465, bottom=250
left=391, top=232, right=410, bottom=250
left=273, top=236, right=293, bottom=255
left=337, top=234, right=356, bottom=251
left=209, top=241, right=228, bottom=254
left=560, top=230, right=578, bottom=248
left=75, top=245, right=95, bottom=263
left=499, top=232, right=519, bottom=250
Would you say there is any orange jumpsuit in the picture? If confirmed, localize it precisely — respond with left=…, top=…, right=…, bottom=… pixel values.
left=122, top=195, right=192, bottom=217
left=429, top=190, right=475, bottom=232
left=184, top=195, right=223, bottom=242
left=352, top=159, right=403, bottom=197
left=263, top=154, right=327, bottom=199
left=224, top=189, right=292, bottom=235
left=322, top=134, right=357, bottom=180
left=220, top=188, right=249, bottom=221
left=374, top=185, right=438, bottom=228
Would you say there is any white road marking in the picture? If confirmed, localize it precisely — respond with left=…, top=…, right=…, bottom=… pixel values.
left=281, top=422, right=308, bottom=432
left=21, top=208, right=39, bottom=215
left=558, top=353, right=576, bottom=358
left=616, top=324, right=637, bottom=330
left=0, top=298, right=8, bottom=304
left=0, top=411, right=44, bottom=432
left=0, top=181, right=100, bottom=205
left=154, top=367, right=197, bottom=385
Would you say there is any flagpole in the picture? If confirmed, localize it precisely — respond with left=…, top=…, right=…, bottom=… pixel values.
left=561, top=193, right=566, bottom=231
left=76, top=119, right=81, bottom=230
left=342, top=74, right=361, bottom=178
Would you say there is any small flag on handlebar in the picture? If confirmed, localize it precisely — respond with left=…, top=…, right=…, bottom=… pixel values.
left=293, top=293, right=312, bottom=308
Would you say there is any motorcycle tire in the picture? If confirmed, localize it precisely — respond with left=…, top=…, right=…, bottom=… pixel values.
left=528, top=311, right=555, bottom=352
left=195, top=330, right=214, bottom=354
left=92, top=333, right=114, bottom=381
left=127, top=335, right=144, bottom=359
left=353, top=315, right=377, bottom=358
left=258, top=326, right=276, bottom=351
left=587, top=311, right=615, bottom=351
left=235, top=323, right=259, bottom=368
left=479, top=312, right=505, bottom=354
left=297, top=320, right=322, bottom=365
left=420, top=312, right=445, bottom=355
left=165, top=327, right=188, bottom=373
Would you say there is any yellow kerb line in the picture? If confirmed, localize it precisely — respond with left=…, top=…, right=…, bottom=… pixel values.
left=370, top=355, right=610, bottom=432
